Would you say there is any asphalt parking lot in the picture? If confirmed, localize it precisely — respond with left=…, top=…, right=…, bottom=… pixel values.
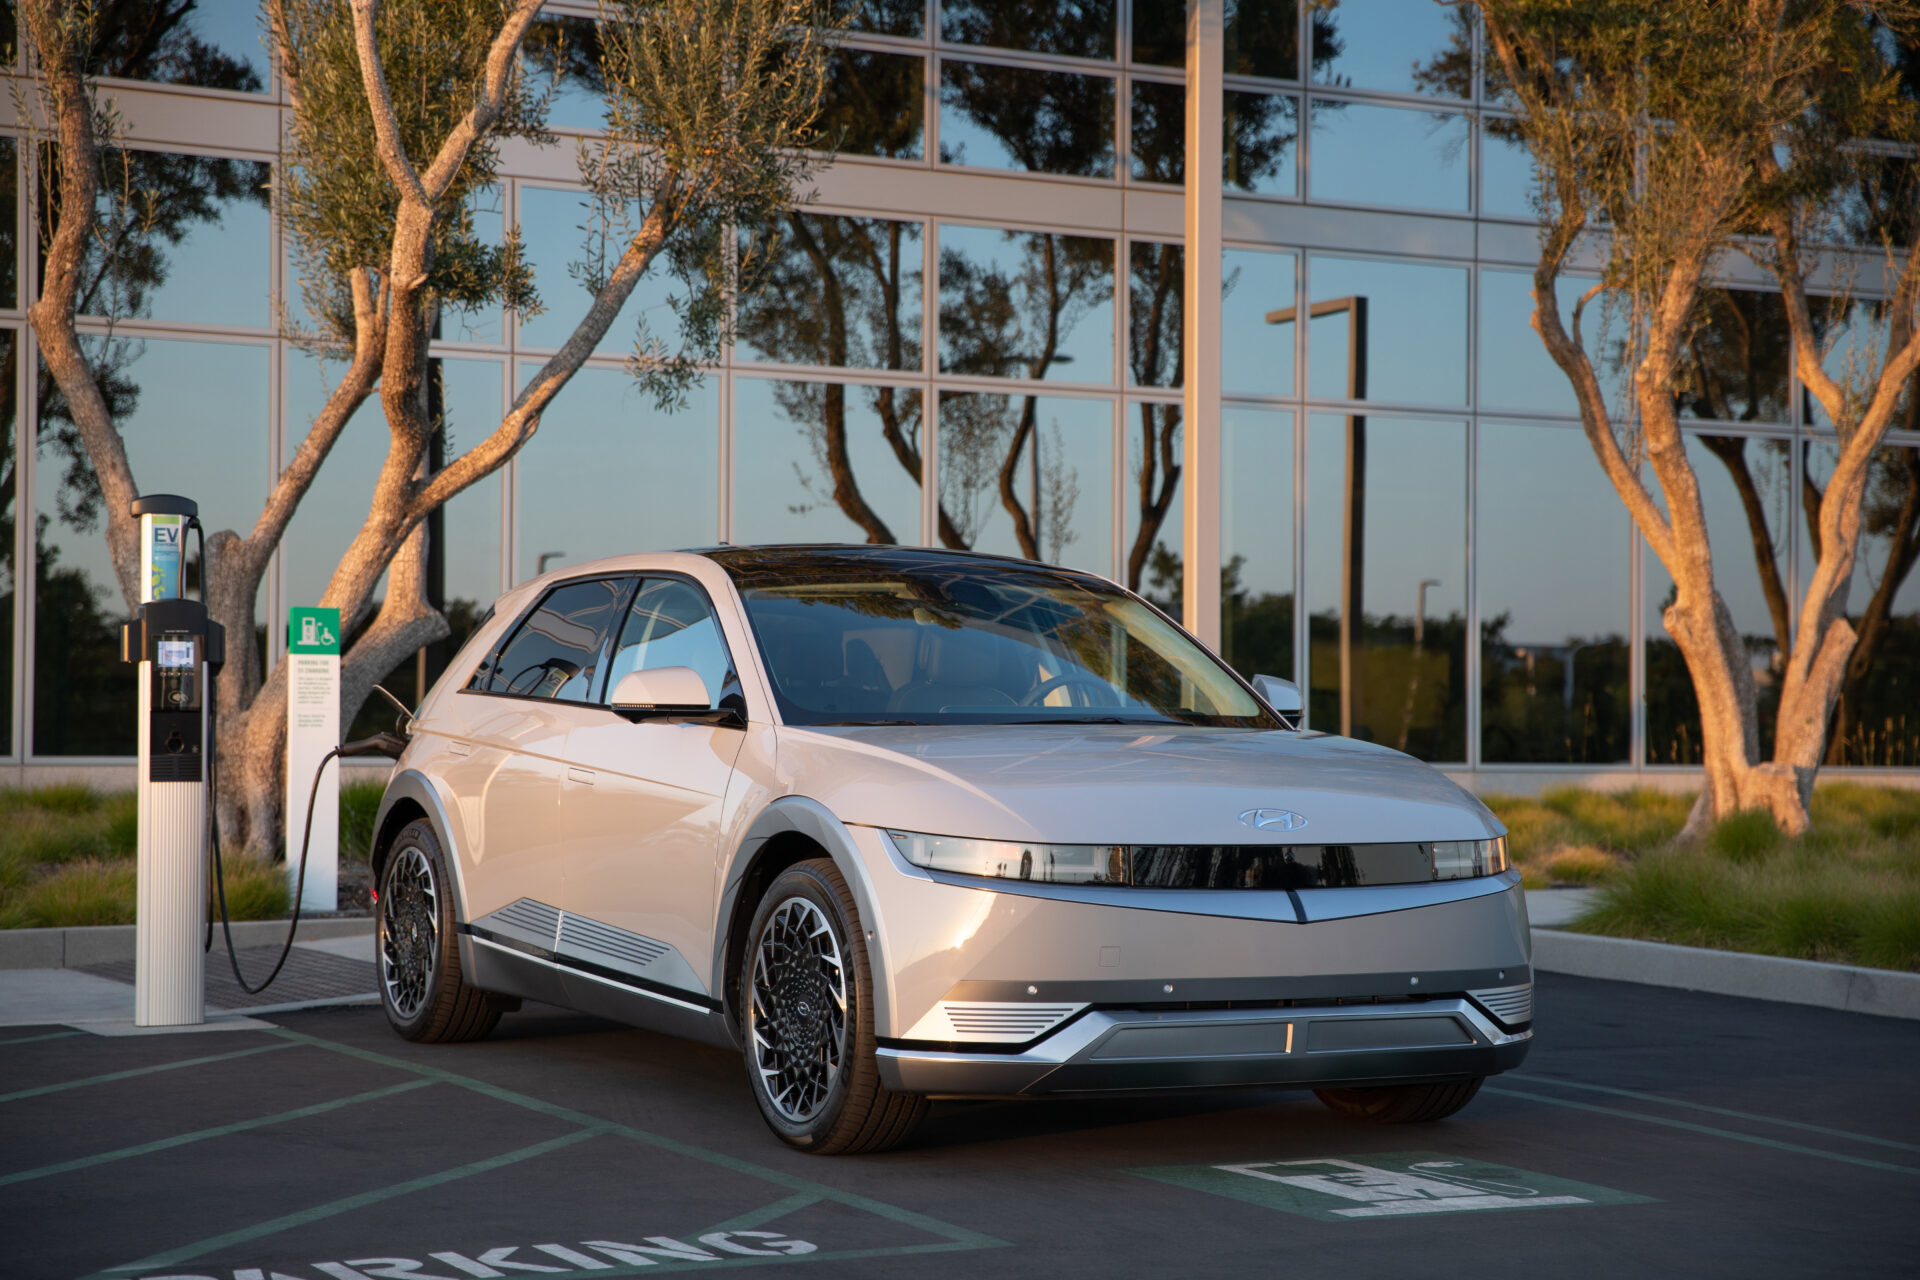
left=4, top=972, right=1916, bottom=1280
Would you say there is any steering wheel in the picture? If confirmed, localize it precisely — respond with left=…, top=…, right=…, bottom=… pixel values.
left=1020, top=673, right=1123, bottom=708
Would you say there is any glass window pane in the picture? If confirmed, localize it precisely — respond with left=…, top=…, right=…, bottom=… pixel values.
left=1645, top=434, right=1793, bottom=763
left=1478, top=422, right=1631, bottom=763
left=937, top=391, right=1112, bottom=575
left=737, top=213, right=923, bottom=371
left=1308, top=255, right=1465, bottom=406
left=1481, top=120, right=1536, bottom=218
left=68, top=151, right=271, bottom=328
left=34, top=339, right=268, bottom=755
left=733, top=377, right=923, bottom=546
left=522, top=14, right=605, bottom=131
left=1221, top=407, right=1295, bottom=684
left=1477, top=267, right=1623, bottom=416
left=853, top=0, right=925, bottom=37
left=479, top=577, right=627, bottom=701
left=0, top=329, right=14, bottom=754
left=1226, top=90, right=1298, bottom=195
left=89, top=0, right=268, bottom=92
left=1677, top=290, right=1790, bottom=424
left=941, top=1, right=1115, bottom=60
left=1134, top=0, right=1299, bottom=78
left=515, top=366, right=718, bottom=578
left=1129, top=79, right=1184, bottom=184
left=517, top=185, right=686, bottom=354
left=606, top=578, right=734, bottom=709
left=1804, top=440, right=1920, bottom=766
left=938, top=61, right=1115, bottom=178
left=0, top=138, right=15, bottom=308
left=1223, top=248, right=1297, bottom=397
left=1307, top=99, right=1468, bottom=212
left=820, top=49, right=924, bottom=159
left=1129, top=241, right=1182, bottom=388
left=1305, top=413, right=1466, bottom=760
left=939, top=225, right=1115, bottom=384
left=1311, top=0, right=1471, bottom=98
left=1803, top=296, right=1896, bottom=429
left=1124, top=401, right=1182, bottom=608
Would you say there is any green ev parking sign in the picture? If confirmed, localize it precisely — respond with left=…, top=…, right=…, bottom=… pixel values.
left=289, top=606, right=341, bottom=654
left=1131, top=1151, right=1653, bottom=1221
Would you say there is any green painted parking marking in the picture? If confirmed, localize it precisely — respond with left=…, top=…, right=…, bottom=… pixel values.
left=699, top=1190, right=827, bottom=1234
left=91, top=1127, right=610, bottom=1277
left=1485, top=1085, right=1920, bottom=1177
left=0, top=1030, right=82, bottom=1047
left=1507, top=1073, right=1920, bottom=1156
left=0, top=1078, right=435, bottom=1188
left=0, top=1041, right=293, bottom=1104
left=1132, top=1151, right=1653, bottom=1221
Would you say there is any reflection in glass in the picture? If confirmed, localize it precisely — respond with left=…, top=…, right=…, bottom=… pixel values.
left=1480, top=120, right=1536, bottom=218
left=0, top=329, right=13, bottom=753
left=1129, top=79, right=1184, bottom=183
left=938, top=392, right=1112, bottom=576
left=88, top=0, right=267, bottom=92
left=1129, top=241, right=1182, bottom=389
left=522, top=14, right=605, bottom=131
left=1645, top=434, right=1792, bottom=763
left=1225, top=91, right=1298, bottom=195
left=1133, top=0, right=1299, bottom=80
left=939, top=224, right=1114, bottom=384
left=517, top=185, right=685, bottom=354
left=1223, top=248, right=1297, bottom=397
left=851, top=0, right=924, bottom=37
left=36, top=340, right=268, bottom=755
left=1308, top=255, right=1465, bottom=406
left=1221, top=408, right=1294, bottom=686
left=737, top=213, right=922, bottom=372
left=1823, top=148, right=1919, bottom=249
left=1477, top=267, right=1623, bottom=416
left=734, top=377, right=920, bottom=546
left=1676, top=290, right=1790, bottom=424
left=518, top=366, right=715, bottom=575
left=1125, top=401, right=1182, bottom=611
left=938, top=62, right=1115, bottom=178
left=1308, top=100, right=1468, bottom=212
left=941, top=1, right=1115, bottom=61
left=57, top=149, right=271, bottom=328
left=1306, top=414, right=1466, bottom=760
left=1313, top=0, right=1470, bottom=98
left=1805, top=439, right=1920, bottom=766
left=1479, top=422, right=1630, bottom=763
left=819, top=49, right=924, bottom=159
left=0, top=139, right=14, bottom=308
left=1803, top=296, right=1897, bottom=428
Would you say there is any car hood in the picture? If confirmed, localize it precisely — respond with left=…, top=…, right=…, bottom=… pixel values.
left=775, top=724, right=1501, bottom=846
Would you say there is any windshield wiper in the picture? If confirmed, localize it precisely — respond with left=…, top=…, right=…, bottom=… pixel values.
left=1003, top=715, right=1152, bottom=725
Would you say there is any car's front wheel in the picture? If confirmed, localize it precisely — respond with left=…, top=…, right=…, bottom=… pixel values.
left=741, top=859, right=928, bottom=1154
left=378, top=819, right=503, bottom=1043
left=1315, top=1078, right=1485, bottom=1123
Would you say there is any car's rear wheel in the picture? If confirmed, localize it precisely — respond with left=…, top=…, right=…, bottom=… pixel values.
left=379, top=820, right=503, bottom=1043
left=741, top=859, right=928, bottom=1154
left=1315, top=1077, right=1485, bottom=1123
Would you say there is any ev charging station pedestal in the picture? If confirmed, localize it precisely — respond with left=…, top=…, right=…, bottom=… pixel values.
left=121, top=494, right=224, bottom=1027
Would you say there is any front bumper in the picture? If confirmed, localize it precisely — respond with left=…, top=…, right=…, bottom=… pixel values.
left=877, top=996, right=1531, bottom=1096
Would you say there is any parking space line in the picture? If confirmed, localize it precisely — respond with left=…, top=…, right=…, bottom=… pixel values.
left=271, top=1028, right=1008, bottom=1251
left=698, top=1191, right=827, bottom=1234
left=0, top=1041, right=293, bottom=1104
left=0, top=1030, right=82, bottom=1047
left=1508, top=1073, right=1920, bottom=1155
left=88, top=1126, right=610, bottom=1278
left=1484, top=1086, right=1920, bottom=1177
left=0, top=1078, right=436, bottom=1188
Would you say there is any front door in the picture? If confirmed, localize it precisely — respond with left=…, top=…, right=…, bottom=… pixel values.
left=556, top=576, right=746, bottom=1002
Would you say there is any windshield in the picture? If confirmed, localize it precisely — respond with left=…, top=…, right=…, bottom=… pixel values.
left=721, top=552, right=1276, bottom=728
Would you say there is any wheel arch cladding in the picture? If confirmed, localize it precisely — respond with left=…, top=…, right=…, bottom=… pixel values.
left=718, top=797, right=893, bottom=1043
left=370, top=769, right=469, bottom=923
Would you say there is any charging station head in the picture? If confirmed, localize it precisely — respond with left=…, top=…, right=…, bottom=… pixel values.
left=131, top=494, right=199, bottom=518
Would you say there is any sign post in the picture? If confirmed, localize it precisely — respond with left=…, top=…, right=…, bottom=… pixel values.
left=286, top=607, right=341, bottom=913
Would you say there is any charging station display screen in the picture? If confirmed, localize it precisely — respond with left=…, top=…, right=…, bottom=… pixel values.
left=157, top=639, right=195, bottom=669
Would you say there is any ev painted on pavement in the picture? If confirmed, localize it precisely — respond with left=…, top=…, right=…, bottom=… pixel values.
left=369, top=545, right=1531, bottom=1153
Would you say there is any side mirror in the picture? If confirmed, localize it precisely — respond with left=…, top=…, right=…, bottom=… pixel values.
left=1251, top=674, right=1303, bottom=730
left=609, top=666, right=710, bottom=714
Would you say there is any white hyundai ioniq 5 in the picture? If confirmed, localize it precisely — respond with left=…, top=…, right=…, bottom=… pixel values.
left=370, top=545, right=1531, bottom=1153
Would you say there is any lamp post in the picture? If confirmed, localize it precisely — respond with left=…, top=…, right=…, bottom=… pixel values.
left=1398, top=578, right=1441, bottom=752
left=1267, top=295, right=1368, bottom=735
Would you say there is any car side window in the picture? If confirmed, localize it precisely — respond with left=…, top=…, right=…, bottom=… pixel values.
left=604, top=578, right=737, bottom=711
left=470, top=578, right=629, bottom=701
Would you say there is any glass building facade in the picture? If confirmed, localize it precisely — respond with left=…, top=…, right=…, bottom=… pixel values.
left=3, top=0, right=1918, bottom=779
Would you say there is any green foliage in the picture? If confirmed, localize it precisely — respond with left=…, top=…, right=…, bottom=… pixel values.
left=1706, top=808, right=1783, bottom=863
left=340, top=780, right=386, bottom=864
left=214, top=855, right=294, bottom=921
left=1483, top=787, right=1690, bottom=867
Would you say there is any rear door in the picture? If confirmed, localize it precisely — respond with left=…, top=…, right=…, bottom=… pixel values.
left=555, top=576, right=747, bottom=1002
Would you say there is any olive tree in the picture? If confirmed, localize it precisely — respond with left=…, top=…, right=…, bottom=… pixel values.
left=21, top=0, right=836, bottom=854
left=1474, top=0, right=1920, bottom=834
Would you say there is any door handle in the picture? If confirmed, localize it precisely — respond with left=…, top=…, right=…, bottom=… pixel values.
left=447, top=740, right=473, bottom=757
left=567, top=766, right=596, bottom=785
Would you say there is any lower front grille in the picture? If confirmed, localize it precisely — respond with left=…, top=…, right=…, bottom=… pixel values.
left=1468, top=982, right=1533, bottom=1027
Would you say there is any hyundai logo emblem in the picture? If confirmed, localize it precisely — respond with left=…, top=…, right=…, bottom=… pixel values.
left=1240, top=808, right=1308, bottom=832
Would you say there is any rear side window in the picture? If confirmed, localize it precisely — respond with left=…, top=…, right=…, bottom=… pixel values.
left=603, top=578, right=736, bottom=710
left=469, top=578, right=628, bottom=701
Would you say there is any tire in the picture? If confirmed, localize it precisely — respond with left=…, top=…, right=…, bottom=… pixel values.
left=378, top=819, right=503, bottom=1044
left=740, top=859, right=928, bottom=1154
left=1315, top=1077, right=1486, bottom=1124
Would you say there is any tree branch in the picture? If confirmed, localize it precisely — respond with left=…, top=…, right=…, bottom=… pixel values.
left=347, top=0, right=428, bottom=205
left=418, top=0, right=546, bottom=200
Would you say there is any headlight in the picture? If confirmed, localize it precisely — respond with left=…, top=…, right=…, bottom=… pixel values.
left=885, top=831, right=1127, bottom=884
left=1431, top=835, right=1508, bottom=879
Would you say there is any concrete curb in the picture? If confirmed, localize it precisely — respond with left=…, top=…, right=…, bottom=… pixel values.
left=0, top=916, right=373, bottom=970
left=1531, top=927, right=1920, bottom=1021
